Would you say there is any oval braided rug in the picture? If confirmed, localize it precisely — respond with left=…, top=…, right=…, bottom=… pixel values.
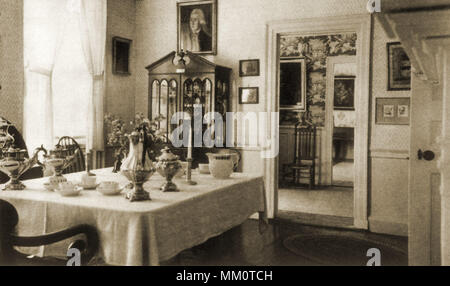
left=283, top=234, right=407, bottom=266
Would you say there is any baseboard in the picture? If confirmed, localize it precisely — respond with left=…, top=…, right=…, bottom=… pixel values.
left=368, top=217, right=408, bottom=237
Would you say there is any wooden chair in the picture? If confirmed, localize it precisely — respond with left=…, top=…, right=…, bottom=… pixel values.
left=283, top=123, right=317, bottom=189
left=56, top=136, right=85, bottom=174
left=0, top=199, right=98, bottom=266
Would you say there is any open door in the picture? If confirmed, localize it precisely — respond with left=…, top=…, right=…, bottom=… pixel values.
left=377, top=7, right=450, bottom=266
left=409, top=74, right=442, bottom=266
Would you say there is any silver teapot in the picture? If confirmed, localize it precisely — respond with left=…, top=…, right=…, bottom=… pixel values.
left=42, top=145, right=78, bottom=189
left=0, top=145, right=47, bottom=190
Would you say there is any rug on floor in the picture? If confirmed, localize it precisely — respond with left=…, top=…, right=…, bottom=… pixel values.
left=283, top=234, right=407, bottom=266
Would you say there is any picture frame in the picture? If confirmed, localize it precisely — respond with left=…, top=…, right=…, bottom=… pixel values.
left=334, top=76, right=355, bottom=110
left=239, top=59, right=260, bottom=77
left=177, top=0, right=217, bottom=55
left=279, top=58, right=307, bottom=111
left=239, top=87, right=259, bottom=104
left=387, top=42, right=411, bottom=91
left=375, top=97, right=410, bottom=125
left=112, top=37, right=132, bottom=75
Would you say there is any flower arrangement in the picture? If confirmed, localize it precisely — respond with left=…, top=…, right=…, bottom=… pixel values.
left=104, top=113, right=167, bottom=170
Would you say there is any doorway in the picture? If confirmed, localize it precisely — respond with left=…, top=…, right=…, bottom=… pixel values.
left=264, top=15, right=371, bottom=230
left=277, top=54, right=357, bottom=225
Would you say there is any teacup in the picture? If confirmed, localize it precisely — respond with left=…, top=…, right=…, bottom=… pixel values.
left=59, top=181, right=76, bottom=191
left=56, top=182, right=81, bottom=196
left=97, top=181, right=121, bottom=196
left=81, top=174, right=97, bottom=189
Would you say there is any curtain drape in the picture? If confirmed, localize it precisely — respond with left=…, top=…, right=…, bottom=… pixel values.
left=78, top=0, right=107, bottom=152
left=23, top=0, right=66, bottom=152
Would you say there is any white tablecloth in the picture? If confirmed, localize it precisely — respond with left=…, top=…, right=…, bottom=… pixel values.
left=0, top=168, right=266, bottom=265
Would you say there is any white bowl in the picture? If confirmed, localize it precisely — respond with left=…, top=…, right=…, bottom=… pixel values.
left=97, top=182, right=122, bottom=196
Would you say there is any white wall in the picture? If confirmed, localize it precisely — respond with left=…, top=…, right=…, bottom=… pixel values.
left=105, top=0, right=136, bottom=124
left=130, top=0, right=409, bottom=235
left=368, top=17, right=410, bottom=235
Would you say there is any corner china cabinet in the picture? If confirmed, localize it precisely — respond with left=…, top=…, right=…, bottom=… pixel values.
left=146, top=51, right=231, bottom=165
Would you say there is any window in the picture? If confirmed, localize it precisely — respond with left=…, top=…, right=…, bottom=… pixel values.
left=52, top=9, right=90, bottom=144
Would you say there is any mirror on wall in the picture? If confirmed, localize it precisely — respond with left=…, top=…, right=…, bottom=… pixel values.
left=331, top=62, right=356, bottom=188
left=279, top=58, right=306, bottom=111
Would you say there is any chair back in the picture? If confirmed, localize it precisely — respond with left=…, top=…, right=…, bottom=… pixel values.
left=0, top=117, right=29, bottom=158
left=294, top=122, right=317, bottom=164
left=57, top=137, right=85, bottom=174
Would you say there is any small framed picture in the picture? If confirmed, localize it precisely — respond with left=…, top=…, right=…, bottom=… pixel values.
left=239, top=59, right=260, bottom=77
left=383, top=105, right=394, bottom=118
left=239, top=87, right=259, bottom=104
left=376, top=97, right=410, bottom=125
left=112, top=37, right=132, bottom=75
left=387, top=42, right=411, bottom=90
left=334, top=76, right=355, bottom=110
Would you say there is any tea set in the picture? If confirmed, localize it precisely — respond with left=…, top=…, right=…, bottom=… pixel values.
left=47, top=180, right=122, bottom=197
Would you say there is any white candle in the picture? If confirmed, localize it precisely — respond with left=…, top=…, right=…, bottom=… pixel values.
left=187, top=126, right=192, bottom=159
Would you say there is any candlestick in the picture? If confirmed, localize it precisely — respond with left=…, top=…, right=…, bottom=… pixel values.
left=184, top=158, right=197, bottom=185
left=187, top=126, right=192, bottom=158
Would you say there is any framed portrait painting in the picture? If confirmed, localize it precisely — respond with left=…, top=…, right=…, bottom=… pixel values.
left=334, top=76, right=355, bottom=110
left=387, top=42, right=411, bottom=90
left=177, top=0, right=217, bottom=55
left=375, top=97, right=410, bottom=125
left=239, top=87, right=259, bottom=104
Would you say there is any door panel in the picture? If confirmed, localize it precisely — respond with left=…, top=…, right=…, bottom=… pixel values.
left=409, top=74, right=442, bottom=265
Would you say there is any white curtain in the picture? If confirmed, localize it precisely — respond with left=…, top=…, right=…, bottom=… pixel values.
left=23, top=0, right=66, bottom=151
left=78, top=0, right=107, bottom=152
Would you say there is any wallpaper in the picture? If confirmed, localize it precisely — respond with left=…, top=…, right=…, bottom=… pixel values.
left=279, top=33, right=357, bottom=126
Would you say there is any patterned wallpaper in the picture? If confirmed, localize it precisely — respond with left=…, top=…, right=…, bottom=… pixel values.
left=279, top=33, right=357, bottom=126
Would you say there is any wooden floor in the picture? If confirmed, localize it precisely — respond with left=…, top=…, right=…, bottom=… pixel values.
left=162, top=219, right=408, bottom=266
left=278, top=186, right=354, bottom=217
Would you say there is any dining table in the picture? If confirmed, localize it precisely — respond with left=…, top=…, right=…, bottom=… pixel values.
left=0, top=168, right=267, bottom=266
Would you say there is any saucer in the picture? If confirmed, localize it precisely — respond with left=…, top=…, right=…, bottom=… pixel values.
left=76, top=182, right=99, bottom=190
left=97, top=186, right=123, bottom=196
left=55, top=186, right=82, bottom=197
left=43, top=182, right=58, bottom=191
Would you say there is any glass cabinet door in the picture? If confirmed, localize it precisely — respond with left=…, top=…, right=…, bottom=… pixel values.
left=151, top=80, right=160, bottom=121
left=160, top=80, right=168, bottom=134
left=168, top=80, right=177, bottom=135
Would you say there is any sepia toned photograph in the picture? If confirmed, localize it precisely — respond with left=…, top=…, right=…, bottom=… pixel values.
left=177, top=0, right=217, bottom=55
left=383, top=105, right=394, bottom=117
left=2, top=0, right=450, bottom=273
left=398, top=104, right=409, bottom=118
left=239, top=59, right=260, bottom=77
left=387, top=42, right=411, bottom=90
left=239, top=87, right=259, bottom=104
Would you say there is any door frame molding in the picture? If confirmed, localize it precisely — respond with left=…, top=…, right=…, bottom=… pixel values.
left=265, top=14, right=371, bottom=228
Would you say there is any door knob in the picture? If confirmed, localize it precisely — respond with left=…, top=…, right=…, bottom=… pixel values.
left=418, top=149, right=435, bottom=161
